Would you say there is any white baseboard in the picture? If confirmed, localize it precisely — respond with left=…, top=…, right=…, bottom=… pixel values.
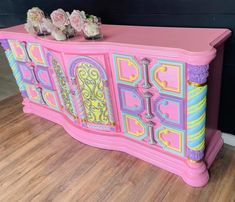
left=222, top=132, right=235, bottom=146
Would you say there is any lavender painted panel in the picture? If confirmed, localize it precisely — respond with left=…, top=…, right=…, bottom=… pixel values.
left=187, top=64, right=209, bottom=84
left=69, top=56, right=107, bottom=80
left=0, top=39, right=10, bottom=50
left=154, top=95, right=185, bottom=129
left=17, top=61, right=35, bottom=84
left=34, top=65, right=54, bottom=90
left=118, top=84, right=144, bottom=115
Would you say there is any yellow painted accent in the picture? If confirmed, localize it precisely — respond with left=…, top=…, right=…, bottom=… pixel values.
left=154, top=63, right=181, bottom=93
left=188, top=158, right=203, bottom=163
left=76, top=64, right=110, bottom=125
left=44, top=92, right=57, bottom=108
left=188, top=80, right=207, bottom=87
left=193, top=139, right=205, bottom=150
left=188, top=96, right=206, bottom=111
left=29, top=45, right=43, bottom=64
left=188, top=112, right=206, bottom=128
left=125, top=115, right=144, bottom=137
left=116, top=57, right=139, bottom=82
left=188, top=86, right=203, bottom=97
left=9, top=40, right=25, bottom=60
left=158, top=127, right=182, bottom=152
left=188, top=126, right=205, bottom=141
left=188, top=86, right=207, bottom=99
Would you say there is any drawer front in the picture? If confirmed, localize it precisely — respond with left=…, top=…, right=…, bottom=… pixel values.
left=18, top=62, right=54, bottom=90
left=112, top=53, right=186, bottom=156
left=7, top=39, right=61, bottom=112
left=113, top=54, right=142, bottom=87
left=150, top=60, right=185, bottom=98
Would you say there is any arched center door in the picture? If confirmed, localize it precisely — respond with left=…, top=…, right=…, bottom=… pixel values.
left=70, top=56, right=115, bottom=131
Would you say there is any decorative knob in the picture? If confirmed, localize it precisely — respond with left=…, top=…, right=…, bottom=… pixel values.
left=147, top=121, right=155, bottom=144
left=144, top=92, right=154, bottom=119
left=141, top=58, right=151, bottom=89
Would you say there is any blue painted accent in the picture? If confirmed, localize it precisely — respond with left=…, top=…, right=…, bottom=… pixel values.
left=154, top=125, right=185, bottom=157
left=154, top=95, right=185, bottom=129
left=150, top=59, right=185, bottom=98
left=122, top=112, right=148, bottom=141
left=113, top=53, right=142, bottom=87
left=118, top=84, right=144, bottom=115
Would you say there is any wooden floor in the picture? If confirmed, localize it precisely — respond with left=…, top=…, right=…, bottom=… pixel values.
left=0, top=95, right=234, bottom=202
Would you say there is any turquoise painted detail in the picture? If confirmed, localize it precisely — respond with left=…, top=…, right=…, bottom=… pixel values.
left=26, top=42, right=47, bottom=66
left=122, top=112, right=148, bottom=140
left=150, top=60, right=185, bottom=98
left=8, top=39, right=27, bottom=62
left=113, top=54, right=142, bottom=86
left=154, top=125, right=185, bottom=157
left=5, top=49, right=26, bottom=92
left=156, top=99, right=181, bottom=125
left=187, top=84, right=207, bottom=151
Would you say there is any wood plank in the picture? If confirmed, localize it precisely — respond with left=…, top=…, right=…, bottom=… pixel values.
left=0, top=95, right=234, bottom=202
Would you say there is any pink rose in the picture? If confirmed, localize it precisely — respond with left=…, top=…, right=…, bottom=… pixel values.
left=50, top=9, right=69, bottom=29
left=83, top=22, right=100, bottom=37
left=69, top=10, right=86, bottom=32
left=27, top=7, right=45, bottom=26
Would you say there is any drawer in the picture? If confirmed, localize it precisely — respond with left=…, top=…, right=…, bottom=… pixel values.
left=118, top=84, right=185, bottom=129
left=112, top=53, right=186, bottom=98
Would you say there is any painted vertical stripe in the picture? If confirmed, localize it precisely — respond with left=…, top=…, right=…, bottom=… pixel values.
left=187, top=84, right=207, bottom=159
left=5, top=49, right=26, bottom=92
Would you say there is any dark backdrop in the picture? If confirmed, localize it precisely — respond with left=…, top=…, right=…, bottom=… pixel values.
left=1, top=0, right=235, bottom=134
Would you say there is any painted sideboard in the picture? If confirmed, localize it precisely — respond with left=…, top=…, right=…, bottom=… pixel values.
left=0, top=24, right=231, bottom=187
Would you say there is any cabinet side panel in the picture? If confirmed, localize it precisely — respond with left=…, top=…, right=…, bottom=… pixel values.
left=206, top=44, right=224, bottom=134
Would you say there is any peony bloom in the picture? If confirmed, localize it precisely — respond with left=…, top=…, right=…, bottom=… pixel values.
left=83, top=21, right=100, bottom=37
left=69, top=10, right=86, bottom=32
left=50, top=8, right=69, bottom=30
left=27, top=7, right=45, bottom=26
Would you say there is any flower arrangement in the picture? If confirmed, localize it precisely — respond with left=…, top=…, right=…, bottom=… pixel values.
left=25, top=7, right=103, bottom=41
left=69, top=10, right=102, bottom=39
left=25, top=7, right=50, bottom=36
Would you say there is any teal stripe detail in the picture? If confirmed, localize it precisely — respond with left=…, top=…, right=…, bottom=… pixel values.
left=187, top=84, right=207, bottom=151
left=5, top=50, right=25, bottom=92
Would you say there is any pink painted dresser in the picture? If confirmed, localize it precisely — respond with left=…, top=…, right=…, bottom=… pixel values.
left=0, top=24, right=231, bottom=187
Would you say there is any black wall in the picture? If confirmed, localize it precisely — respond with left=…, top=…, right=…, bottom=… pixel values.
left=1, top=0, right=235, bottom=134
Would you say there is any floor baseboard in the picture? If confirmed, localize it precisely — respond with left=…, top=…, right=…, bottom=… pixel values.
left=222, top=132, right=235, bottom=146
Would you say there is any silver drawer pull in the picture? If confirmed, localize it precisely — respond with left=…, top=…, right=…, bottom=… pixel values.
left=147, top=121, right=155, bottom=144
left=141, top=58, right=151, bottom=89
left=144, top=92, right=154, bottom=119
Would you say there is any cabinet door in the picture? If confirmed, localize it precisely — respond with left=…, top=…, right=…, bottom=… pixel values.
left=149, top=60, right=185, bottom=98
left=46, top=51, right=77, bottom=120
left=8, top=39, right=61, bottom=112
left=113, top=53, right=186, bottom=156
left=150, top=60, right=186, bottom=156
left=68, top=56, right=115, bottom=131
left=112, top=53, right=148, bottom=139
left=113, top=54, right=142, bottom=87
left=118, top=84, right=147, bottom=140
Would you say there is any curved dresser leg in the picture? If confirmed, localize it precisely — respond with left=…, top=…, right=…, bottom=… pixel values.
left=182, top=160, right=209, bottom=187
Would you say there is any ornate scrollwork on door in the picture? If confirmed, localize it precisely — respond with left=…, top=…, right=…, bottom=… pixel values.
left=70, top=56, right=115, bottom=131
left=47, top=52, right=77, bottom=119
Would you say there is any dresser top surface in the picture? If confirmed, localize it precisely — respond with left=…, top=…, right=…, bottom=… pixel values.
left=0, top=24, right=231, bottom=53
